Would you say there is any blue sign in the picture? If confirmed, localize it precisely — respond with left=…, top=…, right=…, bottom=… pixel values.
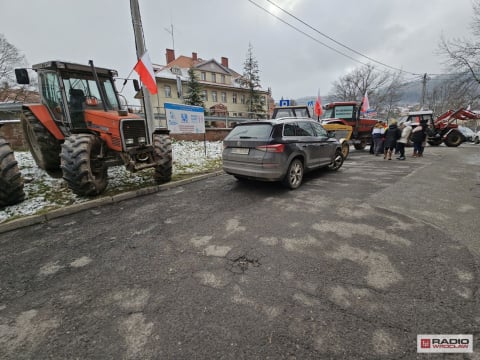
left=279, top=99, right=290, bottom=107
left=307, top=101, right=314, bottom=107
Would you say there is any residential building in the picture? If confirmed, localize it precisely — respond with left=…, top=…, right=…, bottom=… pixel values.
left=151, top=49, right=271, bottom=122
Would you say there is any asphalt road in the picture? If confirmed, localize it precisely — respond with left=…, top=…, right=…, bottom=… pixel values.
left=1, top=145, right=479, bottom=359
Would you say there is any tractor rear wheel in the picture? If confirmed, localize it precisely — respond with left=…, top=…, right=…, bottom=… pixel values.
left=21, top=109, right=62, bottom=177
left=0, top=137, right=25, bottom=207
left=152, top=134, right=172, bottom=184
left=61, top=134, right=108, bottom=196
left=444, top=130, right=463, bottom=147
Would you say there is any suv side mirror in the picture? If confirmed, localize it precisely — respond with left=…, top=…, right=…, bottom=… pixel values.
left=15, top=69, right=30, bottom=85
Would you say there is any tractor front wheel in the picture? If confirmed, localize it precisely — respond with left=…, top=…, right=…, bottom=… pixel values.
left=61, top=134, right=108, bottom=196
left=152, top=133, right=172, bottom=184
left=427, top=138, right=442, bottom=146
left=353, top=140, right=366, bottom=150
left=21, top=109, right=62, bottom=177
left=341, top=141, right=350, bottom=159
left=0, top=137, right=25, bottom=207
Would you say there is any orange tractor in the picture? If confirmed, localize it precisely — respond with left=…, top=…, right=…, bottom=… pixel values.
left=13, top=60, right=172, bottom=201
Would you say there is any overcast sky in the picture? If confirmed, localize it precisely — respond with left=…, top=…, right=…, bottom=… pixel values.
left=0, top=0, right=475, bottom=103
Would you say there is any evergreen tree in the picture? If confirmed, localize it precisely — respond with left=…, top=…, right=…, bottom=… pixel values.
left=240, top=43, right=265, bottom=118
left=183, top=67, right=204, bottom=108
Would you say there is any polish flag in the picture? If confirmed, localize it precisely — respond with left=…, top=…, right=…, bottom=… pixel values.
left=314, top=90, right=323, bottom=117
left=361, top=91, right=369, bottom=113
left=134, top=51, right=157, bottom=95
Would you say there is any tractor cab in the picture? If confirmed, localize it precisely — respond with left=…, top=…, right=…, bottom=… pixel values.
left=16, top=60, right=126, bottom=131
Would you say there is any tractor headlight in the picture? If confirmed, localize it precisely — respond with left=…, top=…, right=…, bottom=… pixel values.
left=138, top=137, right=146, bottom=145
left=125, top=138, right=135, bottom=146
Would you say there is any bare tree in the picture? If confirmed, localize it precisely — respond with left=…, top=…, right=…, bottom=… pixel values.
left=0, top=34, right=33, bottom=103
left=331, top=64, right=390, bottom=103
left=437, top=0, right=480, bottom=109
left=330, top=63, right=405, bottom=119
left=376, top=70, right=405, bottom=119
left=0, top=34, right=26, bottom=84
left=427, top=74, right=480, bottom=114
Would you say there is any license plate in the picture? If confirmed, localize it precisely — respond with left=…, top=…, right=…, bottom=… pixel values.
left=231, top=148, right=249, bottom=155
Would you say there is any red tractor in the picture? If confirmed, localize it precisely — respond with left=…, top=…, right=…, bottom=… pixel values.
left=400, top=108, right=479, bottom=147
left=13, top=60, right=172, bottom=201
left=320, top=101, right=377, bottom=150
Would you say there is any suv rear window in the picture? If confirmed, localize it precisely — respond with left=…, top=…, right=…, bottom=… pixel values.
left=226, top=123, right=273, bottom=139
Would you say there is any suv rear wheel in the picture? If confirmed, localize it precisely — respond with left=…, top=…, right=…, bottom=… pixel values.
left=282, top=158, right=303, bottom=190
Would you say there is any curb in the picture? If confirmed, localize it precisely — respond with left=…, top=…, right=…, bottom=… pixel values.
left=0, top=171, right=224, bottom=234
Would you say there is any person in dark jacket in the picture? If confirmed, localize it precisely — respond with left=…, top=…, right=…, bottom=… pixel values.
left=383, top=119, right=402, bottom=160
left=410, top=120, right=427, bottom=157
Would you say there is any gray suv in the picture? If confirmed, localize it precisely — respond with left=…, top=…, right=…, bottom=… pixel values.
left=222, top=118, right=344, bottom=189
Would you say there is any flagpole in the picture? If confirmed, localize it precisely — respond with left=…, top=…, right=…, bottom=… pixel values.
left=130, top=0, right=155, bottom=141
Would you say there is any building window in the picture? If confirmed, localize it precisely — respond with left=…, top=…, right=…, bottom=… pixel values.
left=221, top=92, right=227, bottom=103
left=221, top=74, right=226, bottom=84
left=240, top=94, right=245, bottom=104
left=201, top=72, right=206, bottom=81
left=201, top=90, right=208, bottom=101
left=212, top=91, right=217, bottom=102
left=164, top=85, right=172, bottom=98
left=232, top=93, right=237, bottom=104
left=261, top=96, right=266, bottom=105
left=211, top=73, right=216, bottom=83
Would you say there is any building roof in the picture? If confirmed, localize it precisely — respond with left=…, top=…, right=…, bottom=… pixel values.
left=153, top=50, right=267, bottom=93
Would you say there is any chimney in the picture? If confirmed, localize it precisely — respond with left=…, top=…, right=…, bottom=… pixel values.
left=221, top=56, right=229, bottom=68
left=166, top=49, right=175, bottom=64
left=192, top=52, right=198, bottom=61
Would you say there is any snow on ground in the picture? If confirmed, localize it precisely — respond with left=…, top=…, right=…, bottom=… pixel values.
left=0, top=141, right=223, bottom=224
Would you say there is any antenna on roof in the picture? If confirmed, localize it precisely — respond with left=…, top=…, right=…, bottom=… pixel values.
left=164, top=24, right=175, bottom=52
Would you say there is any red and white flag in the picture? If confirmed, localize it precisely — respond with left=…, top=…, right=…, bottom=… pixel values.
left=314, top=90, right=323, bottom=117
left=134, top=51, right=157, bottom=95
left=361, top=91, right=369, bottom=113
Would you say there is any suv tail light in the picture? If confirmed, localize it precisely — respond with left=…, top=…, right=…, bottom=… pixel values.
left=256, top=144, right=285, bottom=153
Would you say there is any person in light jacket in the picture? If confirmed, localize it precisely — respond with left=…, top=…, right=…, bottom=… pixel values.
left=371, top=121, right=386, bottom=156
left=396, top=121, right=412, bottom=160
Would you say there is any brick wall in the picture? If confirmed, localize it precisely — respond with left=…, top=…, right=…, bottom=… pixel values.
left=0, top=123, right=28, bottom=150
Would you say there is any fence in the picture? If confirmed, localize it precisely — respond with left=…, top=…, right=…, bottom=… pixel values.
left=127, top=104, right=267, bottom=129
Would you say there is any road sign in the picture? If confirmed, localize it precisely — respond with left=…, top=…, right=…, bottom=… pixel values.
left=279, top=99, right=290, bottom=107
left=165, top=102, right=205, bottom=134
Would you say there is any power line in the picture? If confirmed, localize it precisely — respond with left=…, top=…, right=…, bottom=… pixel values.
left=249, top=0, right=426, bottom=76
left=247, top=0, right=372, bottom=68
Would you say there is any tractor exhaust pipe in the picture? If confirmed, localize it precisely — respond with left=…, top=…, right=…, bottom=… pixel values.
left=88, top=60, right=108, bottom=112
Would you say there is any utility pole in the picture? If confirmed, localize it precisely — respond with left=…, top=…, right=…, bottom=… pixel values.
left=421, top=73, right=428, bottom=110
left=130, top=0, right=156, bottom=137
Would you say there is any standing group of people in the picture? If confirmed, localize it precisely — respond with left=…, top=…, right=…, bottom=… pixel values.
left=369, top=119, right=428, bottom=160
